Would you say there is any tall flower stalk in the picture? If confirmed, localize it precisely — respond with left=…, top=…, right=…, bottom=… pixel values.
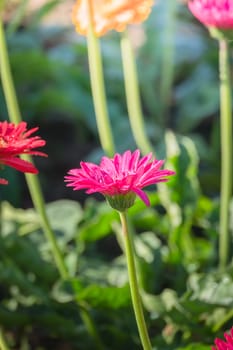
left=0, top=328, right=10, bottom=350
left=119, top=210, right=152, bottom=350
left=120, top=29, right=154, bottom=155
left=159, top=0, right=177, bottom=126
left=0, top=17, right=103, bottom=349
left=218, top=38, right=232, bottom=268
left=188, top=0, right=233, bottom=268
left=86, top=0, right=115, bottom=157
left=72, top=0, right=154, bottom=157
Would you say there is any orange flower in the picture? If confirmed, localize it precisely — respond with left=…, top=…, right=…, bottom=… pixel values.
left=72, top=0, right=154, bottom=36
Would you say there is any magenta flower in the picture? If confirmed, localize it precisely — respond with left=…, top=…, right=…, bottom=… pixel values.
left=65, top=150, right=175, bottom=211
left=188, top=0, right=233, bottom=29
left=212, top=328, right=233, bottom=350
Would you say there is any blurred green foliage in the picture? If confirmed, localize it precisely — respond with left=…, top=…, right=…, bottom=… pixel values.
left=0, top=0, right=224, bottom=205
left=0, top=131, right=230, bottom=349
left=0, top=0, right=233, bottom=349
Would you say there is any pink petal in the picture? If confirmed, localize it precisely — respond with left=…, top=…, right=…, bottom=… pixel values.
left=138, top=152, right=152, bottom=167
left=113, top=153, right=122, bottom=173
left=100, top=156, right=117, bottom=176
left=120, top=150, right=131, bottom=173
left=132, top=188, right=150, bottom=206
left=129, top=149, right=140, bottom=171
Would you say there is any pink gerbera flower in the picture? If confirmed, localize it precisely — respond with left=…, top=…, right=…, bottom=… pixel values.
left=0, top=121, right=47, bottom=184
left=212, top=327, right=233, bottom=350
left=188, top=0, right=233, bottom=29
left=65, top=150, right=175, bottom=211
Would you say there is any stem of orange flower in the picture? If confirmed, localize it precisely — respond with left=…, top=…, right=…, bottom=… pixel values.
left=119, top=211, right=152, bottom=350
left=0, top=18, right=104, bottom=350
left=86, top=0, right=115, bottom=157
left=218, top=39, right=232, bottom=269
left=159, top=0, right=177, bottom=127
left=0, top=328, right=10, bottom=350
left=120, top=30, right=154, bottom=156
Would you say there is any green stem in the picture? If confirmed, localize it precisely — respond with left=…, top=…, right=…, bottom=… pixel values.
left=86, top=0, right=115, bottom=157
left=0, top=18, right=104, bottom=349
left=0, top=22, right=21, bottom=124
left=219, top=39, right=232, bottom=268
left=79, top=304, right=104, bottom=350
left=159, top=0, right=177, bottom=126
left=0, top=328, right=10, bottom=350
left=25, top=175, right=69, bottom=279
left=119, top=211, right=152, bottom=350
left=212, top=308, right=233, bottom=332
left=120, top=30, right=154, bottom=156
left=0, top=18, right=69, bottom=278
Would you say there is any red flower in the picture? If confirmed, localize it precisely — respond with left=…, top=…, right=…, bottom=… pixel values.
left=188, top=0, right=233, bottom=29
left=212, top=327, right=233, bottom=350
left=65, top=149, right=175, bottom=210
left=0, top=121, right=47, bottom=184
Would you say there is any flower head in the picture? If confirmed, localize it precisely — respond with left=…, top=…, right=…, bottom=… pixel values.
left=0, top=121, right=47, bottom=184
left=212, top=327, right=233, bottom=350
left=72, top=0, right=154, bottom=36
left=65, top=150, right=175, bottom=211
left=188, top=0, right=233, bottom=29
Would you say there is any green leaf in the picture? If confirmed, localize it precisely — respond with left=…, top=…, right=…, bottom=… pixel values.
left=45, top=199, right=83, bottom=243
left=134, top=232, right=164, bottom=292
left=188, top=270, right=233, bottom=306
left=0, top=233, right=57, bottom=293
left=79, top=200, right=118, bottom=242
left=2, top=201, right=40, bottom=236
left=6, top=0, right=30, bottom=35
left=29, top=0, right=62, bottom=28
left=141, top=288, right=178, bottom=314
left=176, top=344, right=210, bottom=350
left=158, top=131, right=204, bottom=264
left=175, top=64, right=219, bottom=133
left=71, top=280, right=131, bottom=309
left=107, top=255, right=128, bottom=287
left=0, top=260, right=49, bottom=302
left=161, top=130, right=200, bottom=218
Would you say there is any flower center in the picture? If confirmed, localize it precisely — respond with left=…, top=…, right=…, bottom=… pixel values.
left=0, top=137, right=7, bottom=147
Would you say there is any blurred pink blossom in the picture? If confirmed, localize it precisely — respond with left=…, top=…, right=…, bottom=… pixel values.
left=188, top=0, right=233, bottom=28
